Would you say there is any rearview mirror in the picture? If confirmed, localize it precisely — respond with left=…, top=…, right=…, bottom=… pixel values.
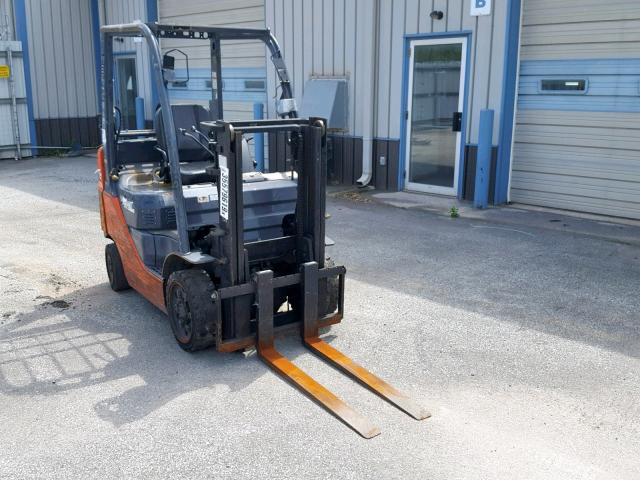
left=162, top=53, right=175, bottom=70
left=162, top=54, right=176, bottom=84
left=162, top=49, right=189, bottom=87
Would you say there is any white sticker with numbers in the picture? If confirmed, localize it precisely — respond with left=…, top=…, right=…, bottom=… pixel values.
left=219, top=165, right=229, bottom=220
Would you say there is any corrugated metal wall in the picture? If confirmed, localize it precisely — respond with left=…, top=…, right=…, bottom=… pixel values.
left=519, top=0, right=640, bottom=61
left=24, top=0, right=99, bottom=147
left=265, top=0, right=507, bottom=144
left=511, top=0, right=640, bottom=220
left=0, top=0, right=14, bottom=40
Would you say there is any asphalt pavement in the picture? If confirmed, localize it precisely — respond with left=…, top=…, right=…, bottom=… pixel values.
left=0, top=156, right=638, bottom=479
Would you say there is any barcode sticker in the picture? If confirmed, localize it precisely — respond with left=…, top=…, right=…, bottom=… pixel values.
left=219, top=166, right=229, bottom=220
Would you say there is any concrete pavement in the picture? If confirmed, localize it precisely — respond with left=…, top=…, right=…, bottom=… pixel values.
left=0, top=156, right=639, bottom=479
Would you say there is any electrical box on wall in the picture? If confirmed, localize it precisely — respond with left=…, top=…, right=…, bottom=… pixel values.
left=299, top=78, right=348, bottom=132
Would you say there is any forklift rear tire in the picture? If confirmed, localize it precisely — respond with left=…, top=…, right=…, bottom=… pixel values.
left=105, top=243, right=130, bottom=292
left=166, top=269, right=217, bottom=352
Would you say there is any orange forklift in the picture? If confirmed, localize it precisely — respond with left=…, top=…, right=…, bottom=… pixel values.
left=97, top=21, right=429, bottom=437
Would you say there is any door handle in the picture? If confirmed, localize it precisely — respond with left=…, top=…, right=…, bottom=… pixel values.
left=452, top=112, right=462, bottom=132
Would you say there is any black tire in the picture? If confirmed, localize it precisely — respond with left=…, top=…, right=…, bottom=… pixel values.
left=319, top=258, right=340, bottom=318
left=165, top=269, right=217, bottom=352
left=288, top=258, right=340, bottom=318
left=105, top=243, right=130, bottom=292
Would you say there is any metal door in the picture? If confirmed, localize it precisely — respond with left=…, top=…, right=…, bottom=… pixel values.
left=405, top=37, right=467, bottom=195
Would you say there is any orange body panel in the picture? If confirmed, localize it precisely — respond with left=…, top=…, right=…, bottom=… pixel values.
left=98, top=150, right=166, bottom=312
left=97, top=147, right=108, bottom=234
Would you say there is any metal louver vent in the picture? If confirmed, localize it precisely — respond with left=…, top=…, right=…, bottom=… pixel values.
left=165, top=208, right=176, bottom=227
left=141, top=209, right=157, bottom=227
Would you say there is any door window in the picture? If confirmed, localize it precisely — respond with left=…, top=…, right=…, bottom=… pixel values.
left=115, top=57, right=138, bottom=130
left=405, top=38, right=466, bottom=195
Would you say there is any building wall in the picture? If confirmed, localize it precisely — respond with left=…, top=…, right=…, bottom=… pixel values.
left=0, top=0, right=14, bottom=40
left=378, top=0, right=507, bottom=143
left=24, top=0, right=99, bottom=147
left=265, top=0, right=509, bottom=191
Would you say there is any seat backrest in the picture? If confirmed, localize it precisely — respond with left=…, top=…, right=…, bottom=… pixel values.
left=154, top=104, right=212, bottom=163
left=155, top=103, right=256, bottom=172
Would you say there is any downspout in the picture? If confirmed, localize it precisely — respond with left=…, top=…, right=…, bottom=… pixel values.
left=97, top=1, right=106, bottom=28
left=6, top=46, right=22, bottom=159
left=356, top=0, right=379, bottom=187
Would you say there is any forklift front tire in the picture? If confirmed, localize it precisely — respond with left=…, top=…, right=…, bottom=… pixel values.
left=105, top=243, right=130, bottom=292
left=166, top=270, right=217, bottom=352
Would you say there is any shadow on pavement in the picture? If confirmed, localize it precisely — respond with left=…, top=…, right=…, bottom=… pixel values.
left=0, top=283, right=271, bottom=427
left=327, top=199, right=640, bottom=359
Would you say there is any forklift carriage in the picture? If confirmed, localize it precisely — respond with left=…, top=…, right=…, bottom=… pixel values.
left=98, top=21, right=428, bottom=437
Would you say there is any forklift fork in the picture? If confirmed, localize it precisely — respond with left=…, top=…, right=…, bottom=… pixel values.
left=254, top=263, right=430, bottom=438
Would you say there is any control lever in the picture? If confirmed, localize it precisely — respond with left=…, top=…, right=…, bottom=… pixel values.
left=179, top=128, right=216, bottom=158
left=190, top=125, right=210, bottom=143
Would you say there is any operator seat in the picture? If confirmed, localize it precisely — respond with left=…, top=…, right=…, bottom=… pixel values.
left=154, top=104, right=255, bottom=186
left=154, top=104, right=214, bottom=185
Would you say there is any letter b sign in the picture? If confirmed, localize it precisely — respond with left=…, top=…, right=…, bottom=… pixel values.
left=470, top=0, right=491, bottom=15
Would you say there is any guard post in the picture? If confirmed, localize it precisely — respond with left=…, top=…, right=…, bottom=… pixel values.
left=474, top=109, right=494, bottom=209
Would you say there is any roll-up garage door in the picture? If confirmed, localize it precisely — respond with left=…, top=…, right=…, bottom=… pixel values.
left=511, top=0, right=640, bottom=220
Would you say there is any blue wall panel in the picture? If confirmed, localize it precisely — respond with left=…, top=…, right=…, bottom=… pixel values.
left=518, top=59, right=640, bottom=113
left=167, top=67, right=267, bottom=105
left=12, top=0, right=37, bottom=147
